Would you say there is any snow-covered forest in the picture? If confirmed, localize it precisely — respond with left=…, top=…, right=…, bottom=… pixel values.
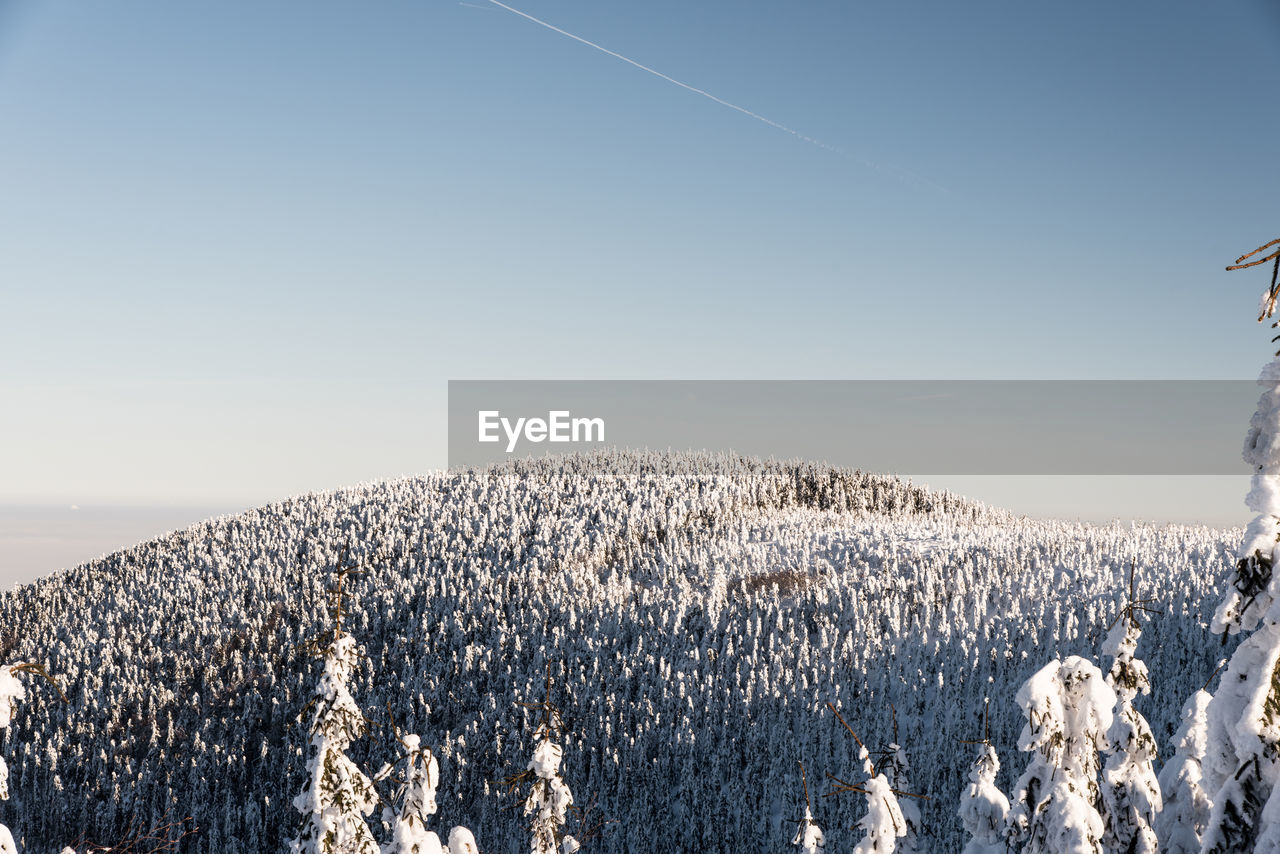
left=0, top=452, right=1240, bottom=851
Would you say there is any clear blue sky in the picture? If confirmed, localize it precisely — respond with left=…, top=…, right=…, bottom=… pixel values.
left=1, top=2, right=1278, bottom=528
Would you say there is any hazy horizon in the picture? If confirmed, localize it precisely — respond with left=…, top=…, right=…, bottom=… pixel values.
left=1, top=472, right=1250, bottom=591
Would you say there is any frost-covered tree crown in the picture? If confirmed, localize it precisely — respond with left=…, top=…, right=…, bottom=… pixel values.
left=792, top=762, right=825, bottom=854
left=0, top=665, right=26, bottom=854
left=1156, top=688, right=1212, bottom=854
left=958, top=742, right=1008, bottom=854
left=289, top=562, right=381, bottom=854
left=0, top=662, right=63, bottom=854
left=379, top=733, right=438, bottom=850
left=824, top=704, right=910, bottom=854
left=288, top=629, right=380, bottom=854
left=502, top=668, right=581, bottom=854
left=1098, top=566, right=1161, bottom=854
left=1005, top=656, right=1114, bottom=853
left=872, top=717, right=920, bottom=854
left=1195, top=242, right=1280, bottom=853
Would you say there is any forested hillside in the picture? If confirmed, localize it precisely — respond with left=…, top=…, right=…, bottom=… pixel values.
left=0, top=453, right=1237, bottom=852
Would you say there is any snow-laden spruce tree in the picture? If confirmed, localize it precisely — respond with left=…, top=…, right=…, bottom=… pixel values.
left=825, top=704, right=906, bottom=853
left=957, top=726, right=1009, bottom=854
left=504, top=669, right=579, bottom=854
left=876, top=735, right=920, bottom=853
left=375, top=723, right=481, bottom=854
left=289, top=566, right=380, bottom=854
left=290, top=631, right=380, bottom=854
left=1099, top=574, right=1161, bottom=854
left=0, top=662, right=62, bottom=854
left=379, top=734, right=443, bottom=854
left=792, top=805, right=825, bottom=854
left=851, top=749, right=907, bottom=854
left=1005, top=656, right=1114, bottom=854
left=523, top=721, right=577, bottom=854
left=792, top=762, right=824, bottom=854
left=444, top=828, right=478, bottom=854
left=1199, top=237, right=1280, bottom=852
left=0, top=666, right=25, bottom=854
left=1156, top=688, right=1213, bottom=854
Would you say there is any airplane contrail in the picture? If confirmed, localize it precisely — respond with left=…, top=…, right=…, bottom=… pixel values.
left=485, top=0, right=838, bottom=153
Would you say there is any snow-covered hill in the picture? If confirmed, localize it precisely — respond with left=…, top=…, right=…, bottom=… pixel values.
left=0, top=453, right=1238, bottom=852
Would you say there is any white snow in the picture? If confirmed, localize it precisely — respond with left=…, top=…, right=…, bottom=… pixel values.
left=852, top=772, right=906, bottom=854
left=447, top=826, right=479, bottom=854
left=0, top=671, right=24, bottom=732
left=1100, top=617, right=1160, bottom=854
left=1156, top=689, right=1212, bottom=853
left=1007, top=656, right=1113, bottom=853
left=792, top=806, right=825, bottom=854
left=0, top=666, right=29, bottom=852
left=382, top=733, right=445, bottom=854
left=289, top=633, right=381, bottom=854
left=524, top=728, right=576, bottom=854
left=957, top=744, right=1008, bottom=854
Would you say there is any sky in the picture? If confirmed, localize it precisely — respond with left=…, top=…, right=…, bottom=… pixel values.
left=2, top=1, right=1279, bottom=585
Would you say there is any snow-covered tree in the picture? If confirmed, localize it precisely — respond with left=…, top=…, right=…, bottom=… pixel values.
left=379, top=734, right=443, bottom=854
left=0, top=666, right=26, bottom=854
left=958, top=743, right=1008, bottom=854
left=1099, top=579, right=1161, bottom=854
left=0, top=662, right=64, bottom=854
left=792, top=762, right=824, bottom=854
left=523, top=726, right=577, bottom=854
left=792, top=805, right=825, bottom=854
left=1005, top=656, right=1114, bottom=854
left=289, top=565, right=380, bottom=854
left=1199, top=241, right=1280, bottom=853
left=852, top=753, right=907, bottom=854
left=0, top=450, right=1245, bottom=850
left=876, top=738, right=920, bottom=853
left=826, top=704, right=907, bottom=853
left=375, top=727, right=482, bottom=854
left=505, top=671, right=580, bottom=854
left=289, top=631, right=380, bottom=854
left=1156, top=689, right=1212, bottom=854
left=1199, top=618, right=1280, bottom=853
left=445, top=827, right=478, bottom=854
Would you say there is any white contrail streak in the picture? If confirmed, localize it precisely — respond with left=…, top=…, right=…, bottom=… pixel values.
left=485, top=0, right=838, bottom=153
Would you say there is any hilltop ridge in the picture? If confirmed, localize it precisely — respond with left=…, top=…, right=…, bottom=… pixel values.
left=0, top=453, right=1235, bottom=852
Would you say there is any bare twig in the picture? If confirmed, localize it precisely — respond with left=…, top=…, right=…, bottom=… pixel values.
left=569, top=790, right=616, bottom=848
left=956, top=698, right=992, bottom=746
left=1228, top=238, right=1280, bottom=270
left=824, top=772, right=932, bottom=801
left=8, top=662, right=67, bottom=704
left=825, top=702, right=867, bottom=754
left=1106, top=559, right=1162, bottom=632
left=1227, top=237, right=1280, bottom=321
left=64, top=812, right=197, bottom=853
left=1201, top=658, right=1229, bottom=693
